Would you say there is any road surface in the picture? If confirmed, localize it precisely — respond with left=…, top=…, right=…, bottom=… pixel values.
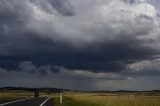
left=0, top=97, right=54, bottom=106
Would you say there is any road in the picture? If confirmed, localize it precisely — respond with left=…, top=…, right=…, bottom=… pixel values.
left=0, top=97, right=54, bottom=106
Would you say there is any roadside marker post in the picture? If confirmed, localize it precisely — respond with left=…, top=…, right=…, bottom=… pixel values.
left=60, top=93, right=63, bottom=104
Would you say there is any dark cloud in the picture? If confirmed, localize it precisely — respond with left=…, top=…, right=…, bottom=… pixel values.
left=122, top=0, right=145, bottom=4
left=47, top=0, right=75, bottom=16
left=29, top=0, right=75, bottom=16
left=0, top=0, right=160, bottom=89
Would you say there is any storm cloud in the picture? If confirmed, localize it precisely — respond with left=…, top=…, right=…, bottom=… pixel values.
left=0, top=0, right=160, bottom=90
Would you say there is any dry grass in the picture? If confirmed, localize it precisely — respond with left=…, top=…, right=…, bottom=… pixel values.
left=0, top=91, right=34, bottom=102
left=55, top=92, right=160, bottom=106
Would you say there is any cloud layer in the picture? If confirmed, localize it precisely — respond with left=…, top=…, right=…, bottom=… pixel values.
left=0, top=0, right=160, bottom=90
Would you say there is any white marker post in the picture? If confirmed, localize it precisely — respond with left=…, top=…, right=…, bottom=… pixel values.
left=60, top=93, right=63, bottom=104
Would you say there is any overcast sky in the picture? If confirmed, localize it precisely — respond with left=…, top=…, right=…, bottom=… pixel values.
left=0, top=0, right=160, bottom=91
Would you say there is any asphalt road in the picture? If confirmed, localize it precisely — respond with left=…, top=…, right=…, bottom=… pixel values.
left=0, top=97, right=54, bottom=106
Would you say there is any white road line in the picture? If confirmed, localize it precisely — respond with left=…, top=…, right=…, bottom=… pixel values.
left=40, top=98, right=51, bottom=106
left=0, top=98, right=32, bottom=106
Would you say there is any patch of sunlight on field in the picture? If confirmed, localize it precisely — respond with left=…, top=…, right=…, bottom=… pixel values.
left=55, top=92, right=160, bottom=106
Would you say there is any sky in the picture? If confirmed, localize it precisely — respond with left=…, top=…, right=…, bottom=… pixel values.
left=0, top=0, right=160, bottom=91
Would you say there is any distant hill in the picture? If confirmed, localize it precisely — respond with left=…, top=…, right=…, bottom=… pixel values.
left=0, top=87, right=160, bottom=94
left=0, top=87, right=71, bottom=93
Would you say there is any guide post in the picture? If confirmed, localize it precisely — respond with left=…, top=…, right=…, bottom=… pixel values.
left=60, top=93, right=62, bottom=104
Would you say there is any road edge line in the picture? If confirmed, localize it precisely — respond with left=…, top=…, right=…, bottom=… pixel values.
left=40, top=98, right=51, bottom=106
left=0, top=98, right=32, bottom=106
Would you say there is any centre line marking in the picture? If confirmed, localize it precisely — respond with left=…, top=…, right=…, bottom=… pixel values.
left=40, top=98, right=51, bottom=106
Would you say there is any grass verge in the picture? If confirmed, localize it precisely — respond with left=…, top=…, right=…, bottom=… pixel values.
left=54, top=96, right=102, bottom=106
left=54, top=93, right=160, bottom=106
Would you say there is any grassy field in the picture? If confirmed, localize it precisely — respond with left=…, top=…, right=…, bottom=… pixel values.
left=1, top=91, right=160, bottom=106
left=0, top=91, right=34, bottom=102
left=54, top=92, right=160, bottom=106
left=0, top=90, right=53, bottom=103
